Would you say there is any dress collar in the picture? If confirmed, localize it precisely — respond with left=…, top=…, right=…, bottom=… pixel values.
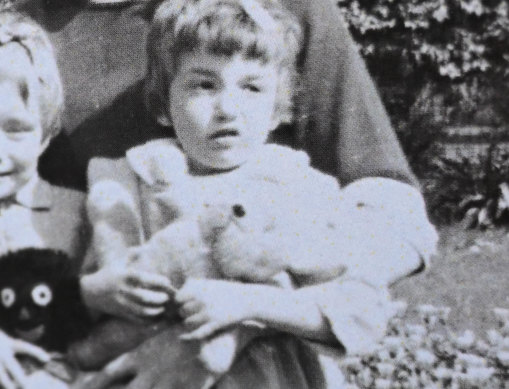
left=13, top=175, right=53, bottom=210
left=126, top=138, right=188, bottom=186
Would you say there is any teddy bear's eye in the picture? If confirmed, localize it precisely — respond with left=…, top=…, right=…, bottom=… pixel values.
left=1, top=288, right=15, bottom=308
left=31, top=284, right=53, bottom=307
left=232, top=204, right=245, bottom=218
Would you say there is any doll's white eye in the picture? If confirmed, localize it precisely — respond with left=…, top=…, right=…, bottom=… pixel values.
left=31, top=284, right=52, bottom=307
left=1, top=288, right=16, bottom=308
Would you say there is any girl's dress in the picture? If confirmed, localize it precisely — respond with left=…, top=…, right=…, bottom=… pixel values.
left=0, top=175, right=87, bottom=389
left=78, top=139, right=437, bottom=387
left=0, top=174, right=86, bottom=260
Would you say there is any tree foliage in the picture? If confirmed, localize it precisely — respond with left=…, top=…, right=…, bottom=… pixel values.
left=337, top=0, right=509, bottom=174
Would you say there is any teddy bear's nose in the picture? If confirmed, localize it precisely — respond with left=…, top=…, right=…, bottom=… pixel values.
left=232, top=204, right=245, bottom=218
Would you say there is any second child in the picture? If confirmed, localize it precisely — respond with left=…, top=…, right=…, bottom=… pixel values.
left=79, top=0, right=437, bottom=387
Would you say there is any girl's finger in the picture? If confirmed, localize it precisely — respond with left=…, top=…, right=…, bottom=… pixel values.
left=12, top=338, right=51, bottom=363
left=178, top=300, right=202, bottom=318
left=183, top=313, right=207, bottom=328
left=180, top=323, right=217, bottom=341
left=3, top=355, right=27, bottom=388
left=129, top=302, right=165, bottom=318
left=118, top=293, right=165, bottom=318
left=175, top=279, right=201, bottom=303
left=129, top=288, right=169, bottom=306
left=127, top=271, right=174, bottom=293
left=0, top=365, right=16, bottom=389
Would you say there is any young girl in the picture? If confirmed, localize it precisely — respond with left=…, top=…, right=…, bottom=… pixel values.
left=79, top=0, right=437, bottom=387
left=0, top=9, right=87, bottom=389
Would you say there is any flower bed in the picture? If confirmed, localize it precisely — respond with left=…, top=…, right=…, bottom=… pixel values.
left=342, top=304, right=509, bottom=388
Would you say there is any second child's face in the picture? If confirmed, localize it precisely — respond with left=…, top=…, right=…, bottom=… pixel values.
left=169, top=49, right=280, bottom=173
left=0, top=45, right=44, bottom=200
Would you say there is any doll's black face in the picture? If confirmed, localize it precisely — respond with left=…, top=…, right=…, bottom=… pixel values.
left=0, top=276, right=55, bottom=344
left=0, top=248, right=75, bottom=348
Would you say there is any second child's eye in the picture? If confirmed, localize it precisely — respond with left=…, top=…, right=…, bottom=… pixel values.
left=3, top=120, right=33, bottom=134
left=195, top=80, right=216, bottom=90
left=244, top=84, right=261, bottom=93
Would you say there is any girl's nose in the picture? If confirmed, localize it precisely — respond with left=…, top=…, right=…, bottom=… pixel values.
left=214, top=90, right=238, bottom=121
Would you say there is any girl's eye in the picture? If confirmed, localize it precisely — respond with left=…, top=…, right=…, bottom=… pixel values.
left=1, top=288, right=16, bottom=308
left=244, top=84, right=261, bottom=93
left=31, top=284, right=53, bottom=307
left=3, top=120, right=33, bottom=134
left=193, top=80, right=215, bottom=90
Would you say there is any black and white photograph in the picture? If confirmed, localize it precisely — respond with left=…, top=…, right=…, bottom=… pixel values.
left=0, top=0, right=507, bottom=387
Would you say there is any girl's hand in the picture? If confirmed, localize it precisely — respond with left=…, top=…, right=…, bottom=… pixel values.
left=175, top=278, right=253, bottom=340
left=80, top=266, right=173, bottom=321
left=0, top=330, right=50, bottom=389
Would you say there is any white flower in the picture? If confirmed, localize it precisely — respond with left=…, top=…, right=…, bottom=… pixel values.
left=502, top=336, right=509, bottom=350
left=475, top=340, right=490, bottom=354
left=496, top=351, right=509, bottom=366
left=342, top=356, right=363, bottom=372
left=405, top=324, right=427, bottom=336
left=375, top=348, right=392, bottom=362
left=376, top=363, right=395, bottom=378
left=493, top=308, right=509, bottom=324
left=374, top=378, right=392, bottom=389
left=356, top=369, right=373, bottom=388
left=487, top=329, right=502, bottom=346
left=391, top=301, right=408, bottom=317
left=500, top=324, right=509, bottom=337
left=382, top=336, right=404, bottom=353
left=453, top=330, right=476, bottom=349
left=433, top=366, right=453, bottom=380
left=415, top=348, right=436, bottom=368
left=465, top=367, right=495, bottom=383
left=407, top=334, right=425, bottom=348
left=456, top=352, right=487, bottom=368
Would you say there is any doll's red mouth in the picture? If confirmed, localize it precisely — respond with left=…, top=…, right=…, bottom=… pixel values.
left=15, top=324, right=45, bottom=342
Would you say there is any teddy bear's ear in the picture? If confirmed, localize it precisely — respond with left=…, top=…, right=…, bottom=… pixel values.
left=198, top=203, right=233, bottom=243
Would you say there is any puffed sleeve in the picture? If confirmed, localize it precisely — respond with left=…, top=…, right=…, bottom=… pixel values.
left=84, top=157, right=144, bottom=270
left=334, top=177, right=438, bottom=288
left=299, top=177, right=437, bottom=355
left=301, top=278, right=396, bottom=356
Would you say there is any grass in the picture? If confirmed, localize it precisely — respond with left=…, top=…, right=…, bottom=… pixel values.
left=392, top=225, right=509, bottom=336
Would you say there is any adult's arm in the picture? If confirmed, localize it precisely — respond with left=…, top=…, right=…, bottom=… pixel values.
left=18, top=0, right=416, bottom=190
left=279, top=0, right=416, bottom=186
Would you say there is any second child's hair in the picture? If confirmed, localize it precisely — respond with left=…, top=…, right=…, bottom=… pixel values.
left=0, top=10, right=63, bottom=141
left=144, top=0, right=301, bottom=126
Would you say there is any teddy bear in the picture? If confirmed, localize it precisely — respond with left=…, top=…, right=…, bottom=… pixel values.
left=73, top=140, right=348, bottom=374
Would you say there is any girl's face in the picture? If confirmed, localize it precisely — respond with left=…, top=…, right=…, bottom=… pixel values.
left=0, top=45, right=45, bottom=200
left=168, top=48, right=280, bottom=173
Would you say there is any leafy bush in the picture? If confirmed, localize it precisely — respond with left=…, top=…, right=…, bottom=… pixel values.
left=423, top=144, right=509, bottom=226
left=337, top=0, right=509, bottom=174
left=342, top=304, right=509, bottom=388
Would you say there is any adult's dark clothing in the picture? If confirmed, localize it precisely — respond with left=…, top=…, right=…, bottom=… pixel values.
left=17, top=0, right=415, bottom=191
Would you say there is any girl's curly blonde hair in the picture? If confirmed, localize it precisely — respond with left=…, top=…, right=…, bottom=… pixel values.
left=0, top=9, right=63, bottom=141
left=144, top=0, right=301, bottom=127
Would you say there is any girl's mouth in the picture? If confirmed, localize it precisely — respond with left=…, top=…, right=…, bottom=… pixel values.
left=210, top=129, right=239, bottom=139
